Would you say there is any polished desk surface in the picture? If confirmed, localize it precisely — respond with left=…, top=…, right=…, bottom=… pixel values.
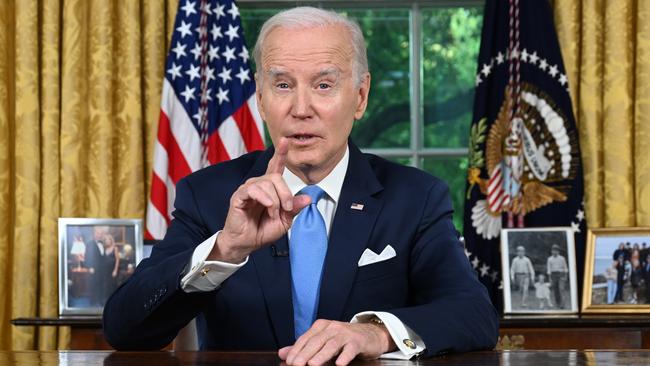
left=14, top=314, right=650, bottom=328
left=0, top=351, right=649, bottom=365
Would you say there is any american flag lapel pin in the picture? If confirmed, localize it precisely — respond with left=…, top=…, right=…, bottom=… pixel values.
left=350, top=203, right=364, bottom=211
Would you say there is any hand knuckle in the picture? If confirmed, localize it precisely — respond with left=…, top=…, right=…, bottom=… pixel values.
left=260, top=181, right=275, bottom=194
left=330, top=321, right=345, bottom=331
left=313, top=319, right=328, bottom=327
left=252, top=180, right=266, bottom=190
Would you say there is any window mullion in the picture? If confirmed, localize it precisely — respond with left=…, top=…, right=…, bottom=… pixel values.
left=409, top=2, right=423, bottom=168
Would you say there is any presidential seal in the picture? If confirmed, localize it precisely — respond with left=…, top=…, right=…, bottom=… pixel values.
left=467, top=82, right=579, bottom=240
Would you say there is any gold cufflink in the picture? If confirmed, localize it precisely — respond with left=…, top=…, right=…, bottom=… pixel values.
left=201, top=268, right=211, bottom=276
left=403, top=339, right=416, bottom=349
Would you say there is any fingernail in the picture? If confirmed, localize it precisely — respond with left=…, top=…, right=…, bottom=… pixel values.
left=285, top=200, right=293, bottom=211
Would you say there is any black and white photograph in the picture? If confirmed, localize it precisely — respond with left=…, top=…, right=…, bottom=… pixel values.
left=58, top=218, right=143, bottom=316
left=582, top=228, right=650, bottom=314
left=501, top=227, right=578, bottom=314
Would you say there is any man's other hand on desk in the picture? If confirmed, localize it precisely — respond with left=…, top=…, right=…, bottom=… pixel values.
left=278, top=319, right=396, bottom=366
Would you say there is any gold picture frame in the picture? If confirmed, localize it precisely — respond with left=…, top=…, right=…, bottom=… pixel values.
left=582, top=228, right=650, bottom=314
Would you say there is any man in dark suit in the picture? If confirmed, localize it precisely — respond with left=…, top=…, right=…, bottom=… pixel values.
left=641, top=243, right=649, bottom=268
left=103, top=6, right=498, bottom=364
left=85, top=226, right=107, bottom=306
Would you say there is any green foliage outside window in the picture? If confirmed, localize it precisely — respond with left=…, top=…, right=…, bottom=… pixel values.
left=240, top=4, right=484, bottom=230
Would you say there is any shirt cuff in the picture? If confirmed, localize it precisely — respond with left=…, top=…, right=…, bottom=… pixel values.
left=350, top=311, right=426, bottom=360
left=180, top=231, right=248, bottom=293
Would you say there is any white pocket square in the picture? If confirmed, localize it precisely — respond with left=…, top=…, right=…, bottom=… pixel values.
left=358, top=245, right=397, bottom=267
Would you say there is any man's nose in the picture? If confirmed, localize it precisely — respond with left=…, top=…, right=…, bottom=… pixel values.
left=290, top=87, right=313, bottom=119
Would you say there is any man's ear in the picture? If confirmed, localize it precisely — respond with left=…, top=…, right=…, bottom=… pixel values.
left=255, top=72, right=267, bottom=121
left=353, top=73, right=371, bottom=120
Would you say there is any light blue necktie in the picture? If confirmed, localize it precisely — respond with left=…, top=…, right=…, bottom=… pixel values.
left=290, top=185, right=328, bottom=339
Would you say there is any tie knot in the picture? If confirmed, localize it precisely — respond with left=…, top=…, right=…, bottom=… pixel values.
left=300, top=185, right=325, bottom=204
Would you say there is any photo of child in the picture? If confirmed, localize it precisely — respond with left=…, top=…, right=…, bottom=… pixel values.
left=501, top=228, right=578, bottom=314
left=534, top=274, right=553, bottom=309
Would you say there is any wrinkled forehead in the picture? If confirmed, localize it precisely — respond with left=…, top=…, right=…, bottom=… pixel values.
left=260, top=24, right=355, bottom=72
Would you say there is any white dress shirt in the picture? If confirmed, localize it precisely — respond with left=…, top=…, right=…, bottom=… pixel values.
left=547, top=255, right=568, bottom=274
left=180, top=146, right=425, bottom=359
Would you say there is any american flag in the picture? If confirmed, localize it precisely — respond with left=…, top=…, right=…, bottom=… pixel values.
left=145, top=0, right=264, bottom=240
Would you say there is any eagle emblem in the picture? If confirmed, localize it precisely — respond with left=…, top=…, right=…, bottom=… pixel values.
left=467, top=83, right=578, bottom=239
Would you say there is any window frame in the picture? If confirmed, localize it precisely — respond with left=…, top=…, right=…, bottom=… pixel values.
left=238, top=0, right=483, bottom=167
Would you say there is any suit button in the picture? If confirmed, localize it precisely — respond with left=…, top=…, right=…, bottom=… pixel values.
left=403, top=339, right=416, bottom=349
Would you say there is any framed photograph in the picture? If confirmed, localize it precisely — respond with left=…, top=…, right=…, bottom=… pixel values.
left=582, top=228, right=650, bottom=313
left=58, top=218, right=143, bottom=316
left=501, top=227, right=578, bottom=314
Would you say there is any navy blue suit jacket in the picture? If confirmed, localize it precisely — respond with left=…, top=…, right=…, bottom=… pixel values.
left=103, top=143, right=498, bottom=356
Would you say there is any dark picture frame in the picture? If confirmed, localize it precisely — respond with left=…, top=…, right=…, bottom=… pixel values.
left=500, top=227, right=578, bottom=314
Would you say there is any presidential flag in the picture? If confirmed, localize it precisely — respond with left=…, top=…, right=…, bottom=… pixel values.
left=146, top=0, right=265, bottom=240
left=463, top=0, right=586, bottom=310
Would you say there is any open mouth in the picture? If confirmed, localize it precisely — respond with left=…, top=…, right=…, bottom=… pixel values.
left=289, top=134, right=319, bottom=143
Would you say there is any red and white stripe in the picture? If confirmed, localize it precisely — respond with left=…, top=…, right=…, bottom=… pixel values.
left=487, top=165, right=510, bottom=213
left=145, top=79, right=264, bottom=240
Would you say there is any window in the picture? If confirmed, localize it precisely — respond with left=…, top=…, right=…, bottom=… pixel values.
left=240, top=1, right=484, bottom=230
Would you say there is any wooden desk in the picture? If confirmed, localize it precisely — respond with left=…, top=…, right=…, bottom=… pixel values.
left=11, top=317, right=110, bottom=350
left=12, top=315, right=650, bottom=351
left=0, top=351, right=649, bottom=365
left=499, top=315, right=650, bottom=350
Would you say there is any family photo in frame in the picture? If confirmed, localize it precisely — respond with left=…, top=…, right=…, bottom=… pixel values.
left=582, top=228, right=650, bottom=314
left=58, top=218, right=143, bottom=316
left=500, top=227, right=579, bottom=315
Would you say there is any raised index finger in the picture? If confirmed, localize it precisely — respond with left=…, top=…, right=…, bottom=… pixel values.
left=266, top=138, right=288, bottom=175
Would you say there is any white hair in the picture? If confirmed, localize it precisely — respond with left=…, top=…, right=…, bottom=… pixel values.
left=252, top=6, right=369, bottom=86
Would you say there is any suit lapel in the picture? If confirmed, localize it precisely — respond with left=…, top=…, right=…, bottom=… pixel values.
left=317, top=143, right=383, bottom=321
left=251, top=236, right=294, bottom=347
left=245, top=147, right=296, bottom=347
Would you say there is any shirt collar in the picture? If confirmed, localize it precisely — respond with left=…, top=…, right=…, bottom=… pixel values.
left=282, top=145, right=349, bottom=203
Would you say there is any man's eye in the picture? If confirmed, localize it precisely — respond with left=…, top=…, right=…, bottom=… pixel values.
left=317, top=83, right=331, bottom=90
left=276, top=83, right=289, bottom=89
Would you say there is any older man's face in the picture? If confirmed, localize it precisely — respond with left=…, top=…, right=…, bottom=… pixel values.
left=94, top=227, right=107, bottom=241
left=256, top=24, right=370, bottom=175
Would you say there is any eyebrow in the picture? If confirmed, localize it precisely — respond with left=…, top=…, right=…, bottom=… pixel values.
left=315, top=67, right=340, bottom=79
left=265, top=67, right=341, bottom=80
left=266, top=68, right=289, bottom=78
